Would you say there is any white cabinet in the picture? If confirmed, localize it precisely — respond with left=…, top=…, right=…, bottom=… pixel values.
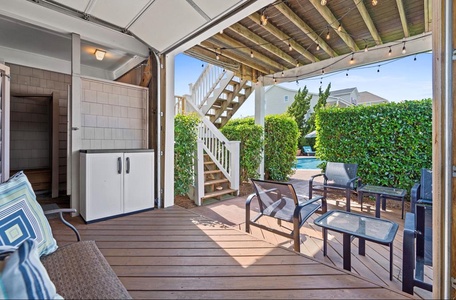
left=80, top=150, right=154, bottom=222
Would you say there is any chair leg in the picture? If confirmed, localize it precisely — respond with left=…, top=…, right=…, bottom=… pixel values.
left=323, top=228, right=327, bottom=256
left=346, top=189, right=351, bottom=212
left=293, top=219, right=300, bottom=252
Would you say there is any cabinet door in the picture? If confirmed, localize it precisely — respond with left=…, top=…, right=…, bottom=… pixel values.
left=123, top=152, right=154, bottom=213
left=85, top=153, right=123, bottom=221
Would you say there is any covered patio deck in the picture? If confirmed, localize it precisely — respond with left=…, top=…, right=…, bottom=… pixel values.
left=49, top=201, right=417, bottom=299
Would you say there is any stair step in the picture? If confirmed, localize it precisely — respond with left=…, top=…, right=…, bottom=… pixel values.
left=204, top=161, right=215, bottom=165
left=205, top=178, right=229, bottom=186
left=204, top=170, right=222, bottom=175
left=202, top=189, right=237, bottom=200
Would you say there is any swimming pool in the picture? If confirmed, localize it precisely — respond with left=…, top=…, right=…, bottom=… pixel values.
left=294, top=157, right=324, bottom=170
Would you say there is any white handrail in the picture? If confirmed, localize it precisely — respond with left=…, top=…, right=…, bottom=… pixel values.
left=191, top=65, right=226, bottom=109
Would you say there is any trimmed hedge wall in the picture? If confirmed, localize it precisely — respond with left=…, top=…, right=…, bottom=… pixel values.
left=265, top=114, right=299, bottom=181
left=316, top=99, right=432, bottom=192
left=221, top=118, right=263, bottom=183
left=174, top=113, right=200, bottom=196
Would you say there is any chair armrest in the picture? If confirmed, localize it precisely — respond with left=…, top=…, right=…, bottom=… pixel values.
left=44, top=208, right=81, bottom=242
left=411, top=183, right=421, bottom=213
left=300, top=195, right=327, bottom=213
left=245, top=193, right=257, bottom=233
left=346, top=176, right=360, bottom=189
left=402, top=212, right=416, bottom=294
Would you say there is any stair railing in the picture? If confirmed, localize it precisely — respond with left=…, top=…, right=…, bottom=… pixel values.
left=183, top=98, right=240, bottom=205
left=190, top=64, right=226, bottom=109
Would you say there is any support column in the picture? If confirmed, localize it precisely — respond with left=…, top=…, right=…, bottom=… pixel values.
left=254, top=79, right=265, bottom=179
left=161, top=53, right=175, bottom=208
left=70, top=33, right=82, bottom=213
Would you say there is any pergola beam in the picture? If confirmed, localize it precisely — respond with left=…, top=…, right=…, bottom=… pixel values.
left=308, top=0, right=359, bottom=51
left=212, top=33, right=285, bottom=72
left=396, top=0, right=410, bottom=37
left=424, top=0, right=431, bottom=32
left=275, top=2, right=337, bottom=58
left=229, top=23, right=297, bottom=68
left=248, top=12, right=318, bottom=63
left=353, top=0, right=383, bottom=45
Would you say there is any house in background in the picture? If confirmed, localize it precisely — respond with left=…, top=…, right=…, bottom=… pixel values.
left=263, top=85, right=389, bottom=117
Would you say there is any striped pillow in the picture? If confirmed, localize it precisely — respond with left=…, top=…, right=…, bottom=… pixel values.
left=1, top=239, right=60, bottom=299
left=0, top=171, right=57, bottom=256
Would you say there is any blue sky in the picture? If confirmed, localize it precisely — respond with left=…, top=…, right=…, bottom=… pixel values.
left=174, top=52, right=432, bottom=118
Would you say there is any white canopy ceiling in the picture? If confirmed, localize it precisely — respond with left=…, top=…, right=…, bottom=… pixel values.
left=0, top=0, right=272, bottom=79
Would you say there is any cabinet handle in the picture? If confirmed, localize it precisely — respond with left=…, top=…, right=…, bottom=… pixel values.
left=117, top=157, right=122, bottom=174
left=126, top=157, right=130, bottom=174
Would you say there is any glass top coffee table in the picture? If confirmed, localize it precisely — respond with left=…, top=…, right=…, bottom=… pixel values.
left=357, top=184, right=407, bottom=219
left=314, top=210, right=399, bottom=280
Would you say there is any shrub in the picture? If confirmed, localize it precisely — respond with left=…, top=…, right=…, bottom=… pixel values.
left=174, top=113, right=200, bottom=195
left=316, top=99, right=432, bottom=193
left=264, top=114, right=300, bottom=181
left=221, top=117, right=263, bottom=183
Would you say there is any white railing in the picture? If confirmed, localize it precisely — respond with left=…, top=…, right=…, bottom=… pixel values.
left=174, top=96, right=186, bottom=115
left=184, top=97, right=240, bottom=205
left=190, top=64, right=226, bottom=109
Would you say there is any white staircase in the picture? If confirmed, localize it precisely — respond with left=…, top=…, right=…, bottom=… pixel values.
left=176, top=64, right=254, bottom=205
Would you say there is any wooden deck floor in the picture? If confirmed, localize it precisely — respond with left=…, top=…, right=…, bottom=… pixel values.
left=49, top=206, right=418, bottom=299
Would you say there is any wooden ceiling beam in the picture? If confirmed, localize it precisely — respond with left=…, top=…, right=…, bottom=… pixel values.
left=424, top=0, right=431, bottom=32
left=248, top=12, right=318, bottom=64
left=184, top=45, right=240, bottom=72
left=200, top=40, right=272, bottom=76
left=275, top=3, right=337, bottom=57
left=396, top=0, right=410, bottom=37
left=229, top=23, right=297, bottom=68
left=308, top=0, right=359, bottom=51
left=212, top=33, right=285, bottom=72
left=353, top=0, right=383, bottom=45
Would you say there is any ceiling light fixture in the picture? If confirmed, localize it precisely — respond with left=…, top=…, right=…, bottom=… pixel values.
left=94, top=49, right=106, bottom=61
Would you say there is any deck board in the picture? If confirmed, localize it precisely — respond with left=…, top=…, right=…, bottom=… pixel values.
left=48, top=206, right=416, bottom=299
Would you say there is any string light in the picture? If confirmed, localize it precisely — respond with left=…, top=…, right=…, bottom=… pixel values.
left=388, top=46, right=392, bottom=56
left=349, top=53, right=355, bottom=64
left=372, top=0, right=378, bottom=6
left=296, top=79, right=299, bottom=85
left=320, top=77, right=323, bottom=85
left=288, top=43, right=292, bottom=51
left=364, top=44, right=368, bottom=52
left=346, top=69, right=349, bottom=76
left=316, top=44, right=320, bottom=51
left=219, top=29, right=223, bottom=34
left=296, top=61, right=300, bottom=67
left=414, top=55, right=417, bottom=61
left=337, top=23, right=342, bottom=32
left=377, top=65, right=380, bottom=72
left=326, top=29, right=330, bottom=40
left=216, top=52, right=220, bottom=60
left=321, top=0, right=327, bottom=5
left=402, top=42, right=406, bottom=54
left=273, top=77, right=277, bottom=84
left=250, top=50, right=254, bottom=58
left=321, top=69, right=325, bottom=74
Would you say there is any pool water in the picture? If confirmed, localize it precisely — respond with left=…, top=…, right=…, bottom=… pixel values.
left=294, top=157, right=324, bottom=169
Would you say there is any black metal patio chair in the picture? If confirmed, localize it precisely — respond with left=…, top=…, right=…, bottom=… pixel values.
left=308, top=162, right=361, bottom=212
left=246, top=179, right=326, bottom=252
left=402, top=168, right=433, bottom=294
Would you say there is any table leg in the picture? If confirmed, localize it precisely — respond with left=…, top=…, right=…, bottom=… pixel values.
left=343, top=233, right=351, bottom=271
left=358, top=191, right=363, bottom=211
left=401, top=197, right=404, bottom=219
left=390, top=242, right=393, bottom=281
left=375, top=194, right=381, bottom=218
left=359, top=238, right=365, bottom=256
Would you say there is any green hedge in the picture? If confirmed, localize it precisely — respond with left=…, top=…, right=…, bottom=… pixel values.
left=264, top=114, right=300, bottom=181
left=174, top=113, right=200, bottom=195
left=221, top=117, right=263, bottom=183
left=316, top=99, right=432, bottom=192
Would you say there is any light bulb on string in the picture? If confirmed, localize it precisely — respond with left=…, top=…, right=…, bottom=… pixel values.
left=337, top=23, right=342, bottom=32
left=377, top=65, right=380, bottom=73
left=326, top=30, right=330, bottom=40
left=320, top=77, right=323, bottom=85
left=346, top=70, right=349, bottom=77
left=288, top=43, right=292, bottom=51
left=281, top=71, right=284, bottom=77
left=296, top=61, right=300, bottom=67
left=349, top=53, right=355, bottom=64
left=250, top=50, right=254, bottom=58
left=372, top=0, right=378, bottom=6
left=321, top=69, right=325, bottom=74
left=364, top=44, right=368, bottom=52
left=260, top=12, right=268, bottom=26
left=388, top=46, right=392, bottom=56
left=219, top=29, right=223, bottom=34
left=216, top=53, right=220, bottom=60
left=402, top=42, right=406, bottom=54
left=316, top=44, right=320, bottom=51
left=414, top=55, right=417, bottom=61
left=321, top=0, right=327, bottom=5
left=273, top=77, right=277, bottom=84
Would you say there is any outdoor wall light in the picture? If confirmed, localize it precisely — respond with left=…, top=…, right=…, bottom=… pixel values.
left=94, top=49, right=106, bottom=61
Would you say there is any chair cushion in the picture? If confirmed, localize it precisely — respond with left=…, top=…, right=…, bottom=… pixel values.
left=0, top=171, right=57, bottom=256
left=1, top=239, right=61, bottom=299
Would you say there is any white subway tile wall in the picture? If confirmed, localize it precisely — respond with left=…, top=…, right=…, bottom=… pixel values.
left=81, top=78, right=148, bottom=150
